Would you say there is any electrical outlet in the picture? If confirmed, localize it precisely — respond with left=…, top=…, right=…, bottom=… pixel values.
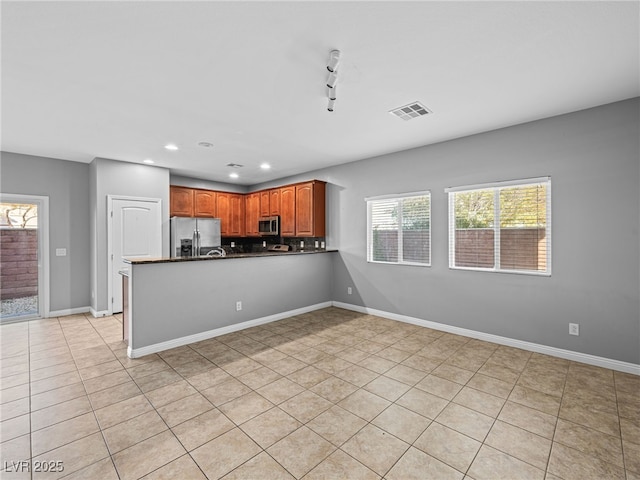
left=347, top=287, right=352, bottom=295
left=236, top=301, right=242, bottom=311
left=321, top=241, right=325, bottom=249
left=569, top=323, right=579, bottom=336
left=231, top=241, right=235, bottom=248
left=262, top=241, right=266, bottom=247
left=300, top=241, right=304, bottom=248
left=315, top=241, right=319, bottom=248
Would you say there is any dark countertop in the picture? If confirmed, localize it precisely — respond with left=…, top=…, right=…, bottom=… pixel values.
left=123, top=249, right=338, bottom=265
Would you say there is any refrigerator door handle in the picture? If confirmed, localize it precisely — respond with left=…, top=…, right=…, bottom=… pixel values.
left=193, top=229, right=199, bottom=256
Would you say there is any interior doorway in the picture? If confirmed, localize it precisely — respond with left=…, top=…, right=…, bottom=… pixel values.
left=0, top=193, right=49, bottom=323
left=107, top=195, right=162, bottom=315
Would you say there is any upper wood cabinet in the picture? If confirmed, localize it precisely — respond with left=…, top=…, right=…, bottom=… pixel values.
left=259, top=191, right=270, bottom=217
left=194, top=189, right=216, bottom=217
left=216, top=193, right=230, bottom=235
left=229, top=194, right=245, bottom=237
left=245, top=192, right=260, bottom=237
left=169, top=179, right=325, bottom=238
left=217, top=192, right=245, bottom=237
left=170, top=186, right=194, bottom=217
left=295, top=181, right=326, bottom=237
left=280, top=185, right=296, bottom=237
left=269, top=189, right=281, bottom=216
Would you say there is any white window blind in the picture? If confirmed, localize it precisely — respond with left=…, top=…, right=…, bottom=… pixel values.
left=366, top=192, right=430, bottom=266
left=447, top=178, right=551, bottom=275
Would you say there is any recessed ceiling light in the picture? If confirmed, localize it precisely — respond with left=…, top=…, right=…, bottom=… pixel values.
left=143, top=159, right=154, bottom=164
left=260, top=163, right=271, bottom=170
left=229, top=172, right=239, bottom=179
left=164, top=143, right=179, bottom=151
left=197, top=141, right=214, bottom=148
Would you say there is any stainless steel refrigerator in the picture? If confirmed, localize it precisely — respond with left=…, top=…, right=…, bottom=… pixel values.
left=170, top=217, right=222, bottom=257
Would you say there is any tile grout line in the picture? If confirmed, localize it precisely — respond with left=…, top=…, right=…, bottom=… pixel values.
left=6, top=308, right=637, bottom=479
left=611, top=370, right=627, bottom=475
left=540, top=353, right=568, bottom=479
left=59, top=313, right=114, bottom=478
left=27, top=318, right=33, bottom=480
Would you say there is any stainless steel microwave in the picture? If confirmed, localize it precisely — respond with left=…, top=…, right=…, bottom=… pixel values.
left=258, top=216, right=280, bottom=236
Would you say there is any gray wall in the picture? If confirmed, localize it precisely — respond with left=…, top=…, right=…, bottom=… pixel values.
left=170, top=175, right=247, bottom=194
left=130, top=253, right=334, bottom=349
left=2, top=98, right=638, bottom=365
left=0, top=152, right=91, bottom=312
left=261, top=98, right=639, bottom=364
left=90, top=158, right=170, bottom=312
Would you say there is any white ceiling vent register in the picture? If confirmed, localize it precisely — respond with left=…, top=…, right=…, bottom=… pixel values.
left=390, top=102, right=432, bottom=121
left=226, top=163, right=244, bottom=168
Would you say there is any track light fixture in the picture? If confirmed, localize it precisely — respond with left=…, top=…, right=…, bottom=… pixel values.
left=325, top=49, right=341, bottom=112
left=328, top=85, right=337, bottom=101
left=327, top=50, right=340, bottom=73
left=326, top=71, right=338, bottom=89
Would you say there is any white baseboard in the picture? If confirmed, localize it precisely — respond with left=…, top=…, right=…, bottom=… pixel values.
left=89, top=308, right=110, bottom=318
left=128, top=301, right=333, bottom=358
left=333, top=301, right=640, bottom=376
left=49, top=306, right=91, bottom=317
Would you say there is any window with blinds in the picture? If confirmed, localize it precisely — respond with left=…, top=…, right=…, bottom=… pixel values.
left=366, top=192, right=430, bottom=266
left=446, top=178, right=551, bottom=275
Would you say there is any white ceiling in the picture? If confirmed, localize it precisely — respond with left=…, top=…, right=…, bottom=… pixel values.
left=2, top=1, right=638, bottom=185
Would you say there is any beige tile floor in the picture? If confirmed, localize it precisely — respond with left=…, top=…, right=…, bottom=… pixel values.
left=1, top=307, right=638, bottom=479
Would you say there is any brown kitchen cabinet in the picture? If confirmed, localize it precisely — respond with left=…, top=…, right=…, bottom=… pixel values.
left=217, top=192, right=245, bottom=236
left=259, top=191, right=270, bottom=217
left=169, top=179, right=325, bottom=238
left=280, top=185, right=296, bottom=236
left=194, top=189, right=216, bottom=217
left=245, top=192, right=260, bottom=237
left=170, top=186, right=194, bottom=216
left=269, top=189, right=281, bottom=216
left=295, top=181, right=326, bottom=237
left=229, top=194, right=245, bottom=236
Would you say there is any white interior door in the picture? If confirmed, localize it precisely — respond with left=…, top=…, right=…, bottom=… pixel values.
left=109, top=197, right=162, bottom=314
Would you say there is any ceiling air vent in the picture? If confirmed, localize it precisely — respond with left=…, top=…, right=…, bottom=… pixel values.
left=226, top=163, right=244, bottom=168
left=389, top=102, right=432, bottom=121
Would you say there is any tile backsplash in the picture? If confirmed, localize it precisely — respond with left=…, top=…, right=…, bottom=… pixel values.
left=221, top=237, right=325, bottom=254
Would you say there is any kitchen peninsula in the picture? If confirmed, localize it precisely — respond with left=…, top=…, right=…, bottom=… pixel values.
left=122, top=249, right=337, bottom=358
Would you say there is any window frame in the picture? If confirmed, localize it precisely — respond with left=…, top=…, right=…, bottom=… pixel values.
left=446, top=177, right=552, bottom=276
left=366, top=190, right=431, bottom=267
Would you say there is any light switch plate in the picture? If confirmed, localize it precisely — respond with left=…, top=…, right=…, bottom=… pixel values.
left=56, top=248, right=67, bottom=257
